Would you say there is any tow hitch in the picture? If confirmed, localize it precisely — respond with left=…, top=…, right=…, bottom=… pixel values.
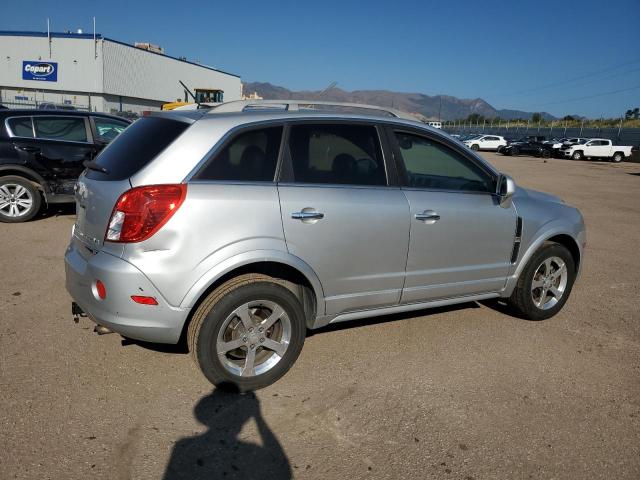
left=72, top=302, right=113, bottom=335
left=72, top=302, right=86, bottom=323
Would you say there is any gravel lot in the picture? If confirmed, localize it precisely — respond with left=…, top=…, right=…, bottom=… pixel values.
left=1, top=153, right=639, bottom=480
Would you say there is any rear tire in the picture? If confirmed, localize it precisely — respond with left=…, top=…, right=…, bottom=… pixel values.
left=188, top=274, right=306, bottom=392
left=508, top=243, right=576, bottom=321
left=612, top=152, right=624, bottom=163
left=0, top=175, right=42, bottom=223
left=541, top=149, right=551, bottom=159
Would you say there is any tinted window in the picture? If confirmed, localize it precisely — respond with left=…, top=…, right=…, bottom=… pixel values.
left=34, top=117, right=87, bottom=142
left=7, top=117, right=33, bottom=138
left=195, top=127, right=282, bottom=182
left=394, top=132, right=494, bottom=192
left=85, top=117, right=189, bottom=181
left=94, top=117, right=130, bottom=142
left=288, top=124, right=386, bottom=186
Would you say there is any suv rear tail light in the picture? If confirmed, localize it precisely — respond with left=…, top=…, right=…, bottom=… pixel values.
left=106, top=184, right=186, bottom=243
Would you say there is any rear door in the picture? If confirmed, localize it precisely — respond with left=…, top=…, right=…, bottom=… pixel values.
left=483, top=136, right=500, bottom=150
left=31, top=116, right=97, bottom=193
left=388, top=127, right=516, bottom=303
left=278, top=122, right=410, bottom=315
left=584, top=140, right=606, bottom=157
left=599, top=140, right=613, bottom=157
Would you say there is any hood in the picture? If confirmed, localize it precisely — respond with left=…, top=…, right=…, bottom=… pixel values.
left=515, top=186, right=564, bottom=205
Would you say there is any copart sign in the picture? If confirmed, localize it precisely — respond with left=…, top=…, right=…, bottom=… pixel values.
left=22, top=61, right=58, bottom=82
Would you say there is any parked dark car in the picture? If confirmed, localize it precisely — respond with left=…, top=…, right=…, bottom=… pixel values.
left=0, top=110, right=131, bottom=222
left=501, top=136, right=553, bottom=158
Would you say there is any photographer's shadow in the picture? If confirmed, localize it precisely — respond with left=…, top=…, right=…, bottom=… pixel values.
left=164, top=387, right=291, bottom=480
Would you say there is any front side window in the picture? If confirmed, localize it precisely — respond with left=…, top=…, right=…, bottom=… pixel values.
left=7, top=117, right=34, bottom=138
left=94, top=117, right=130, bottom=142
left=394, top=132, right=494, bottom=193
left=195, top=127, right=282, bottom=182
left=288, top=124, right=386, bottom=186
left=33, top=117, right=87, bottom=142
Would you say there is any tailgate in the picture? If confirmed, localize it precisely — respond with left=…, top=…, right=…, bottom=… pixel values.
left=74, top=173, right=131, bottom=249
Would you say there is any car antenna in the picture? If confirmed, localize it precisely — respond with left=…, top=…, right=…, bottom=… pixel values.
left=178, top=80, right=200, bottom=108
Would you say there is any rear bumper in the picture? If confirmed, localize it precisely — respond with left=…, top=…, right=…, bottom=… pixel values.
left=64, top=236, right=189, bottom=344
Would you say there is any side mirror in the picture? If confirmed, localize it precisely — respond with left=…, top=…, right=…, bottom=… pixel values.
left=497, top=174, right=516, bottom=208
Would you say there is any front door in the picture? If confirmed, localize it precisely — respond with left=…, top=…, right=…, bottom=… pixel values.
left=389, top=129, right=517, bottom=303
left=278, top=122, right=410, bottom=315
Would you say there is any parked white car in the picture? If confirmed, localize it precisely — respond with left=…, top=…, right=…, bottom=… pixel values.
left=562, top=138, right=632, bottom=162
left=464, top=135, right=507, bottom=151
left=427, top=121, right=442, bottom=129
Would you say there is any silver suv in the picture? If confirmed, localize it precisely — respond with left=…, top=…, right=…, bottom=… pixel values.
left=65, top=100, right=586, bottom=391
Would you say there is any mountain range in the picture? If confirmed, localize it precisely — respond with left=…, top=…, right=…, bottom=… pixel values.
left=242, top=82, right=556, bottom=122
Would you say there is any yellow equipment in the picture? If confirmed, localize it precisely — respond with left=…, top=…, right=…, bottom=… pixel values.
left=162, top=88, right=224, bottom=111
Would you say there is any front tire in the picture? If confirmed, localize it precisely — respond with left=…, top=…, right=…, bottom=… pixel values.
left=572, top=151, right=583, bottom=160
left=471, top=144, right=480, bottom=151
left=508, top=243, right=576, bottom=321
left=0, top=176, right=42, bottom=223
left=188, top=274, right=306, bottom=391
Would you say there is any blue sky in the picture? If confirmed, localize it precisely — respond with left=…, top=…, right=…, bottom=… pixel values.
left=2, top=0, right=639, bottom=117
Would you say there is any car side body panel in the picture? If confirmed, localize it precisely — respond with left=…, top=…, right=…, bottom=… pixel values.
left=121, top=182, right=290, bottom=308
left=278, top=183, right=410, bottom=315
left=503, top=188, right=586, bottom=296
left=401, top=189, right=517, bottom=302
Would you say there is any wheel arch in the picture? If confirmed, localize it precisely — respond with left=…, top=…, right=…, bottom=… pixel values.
left=180, top=251, right=325, bottom=333
left=543, top=233, right=581, bottom=272
left=505, top=227, right=584, bottom=297
left=0, top=165, right=48, bottom=195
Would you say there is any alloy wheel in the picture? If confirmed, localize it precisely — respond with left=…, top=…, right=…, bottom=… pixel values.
left=216, top=300, right=291, bottom=377
left=0, top=183, right=34, bottom=218
left=531, top=256, right=568, bottom=310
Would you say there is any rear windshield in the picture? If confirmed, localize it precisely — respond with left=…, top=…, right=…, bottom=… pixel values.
left=85, top=117, right=189, bottom=181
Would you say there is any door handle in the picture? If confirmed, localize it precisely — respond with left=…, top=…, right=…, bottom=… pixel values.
left=415, top=210, right=441, bottom=223
left=291, top=211, right=324, bottom=221
left=15, top=145, right=40, bottom=153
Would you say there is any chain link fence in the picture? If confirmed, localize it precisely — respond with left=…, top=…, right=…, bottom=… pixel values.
left=443, top=123, right=640, bottom=148
left=443, top=123, right=640, bottom=162
left=0, top=100, right=91, bottom=111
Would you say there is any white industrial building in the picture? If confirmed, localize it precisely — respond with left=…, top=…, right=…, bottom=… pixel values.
left=0, top=31, right=242, bottom=114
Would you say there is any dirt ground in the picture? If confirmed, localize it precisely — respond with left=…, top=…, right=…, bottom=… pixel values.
left=1, top=153, right=639, bottom=480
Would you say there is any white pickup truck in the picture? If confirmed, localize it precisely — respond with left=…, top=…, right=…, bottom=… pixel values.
left=562, top=138, right=633, bottom=162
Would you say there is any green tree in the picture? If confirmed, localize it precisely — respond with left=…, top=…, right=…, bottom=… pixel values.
left=531, top=112, right=542, bottom=123
left=624, top=108, right=639, bottom=120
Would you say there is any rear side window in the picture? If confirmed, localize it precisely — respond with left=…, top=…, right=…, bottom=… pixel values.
left=85, top=117, right=189, bottom=181
left=94, top=117, right=130, bottom=142
left=195, top=127, right=282, bottom=182
left=7, top=117, right=34, bottom=138
left=288, top=124, right=386, bottom=186
left=34, top=117, right=88, bottom=142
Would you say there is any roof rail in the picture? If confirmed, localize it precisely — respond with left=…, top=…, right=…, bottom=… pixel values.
left=208, top=99, right=420, bottom=121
